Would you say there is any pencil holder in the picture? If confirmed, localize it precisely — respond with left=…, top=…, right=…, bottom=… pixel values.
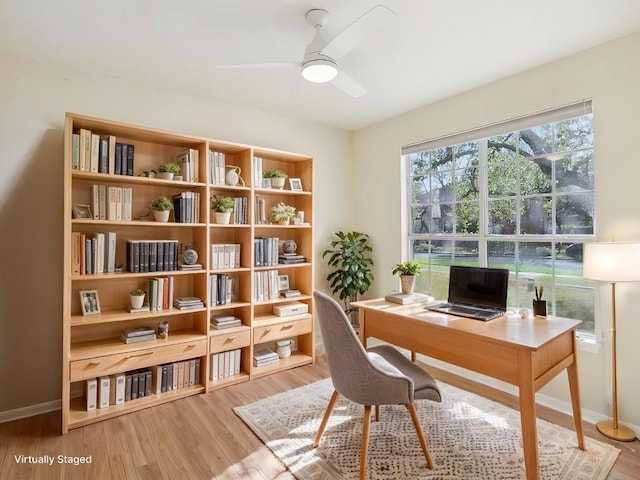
left=532, top=300, right=547, bottom=317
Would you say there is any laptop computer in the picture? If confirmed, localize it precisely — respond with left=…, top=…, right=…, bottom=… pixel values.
left=426, top=266, right=509, bottom=321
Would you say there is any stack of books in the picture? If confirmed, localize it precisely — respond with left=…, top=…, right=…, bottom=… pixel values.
left=120, top=326, right=155, bottom=344
left=384, top=292, right=434, bottom=305
left=173, top=297, right=205, bottom=310
left=278, top=254, right=306, bottom=264
left=281, top=289, right=301, bottom=298
left=253, top=348, right=279, bottom=367
left=179, top=263, right=203, bottom=271
left=210, top=315, right=242, bottom=330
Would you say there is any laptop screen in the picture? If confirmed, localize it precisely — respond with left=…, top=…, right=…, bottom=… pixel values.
left=448, top=266, right=509, bottom=311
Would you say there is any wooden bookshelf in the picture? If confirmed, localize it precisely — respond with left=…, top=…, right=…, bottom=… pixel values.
left=62, top=113, right=314, bottom=433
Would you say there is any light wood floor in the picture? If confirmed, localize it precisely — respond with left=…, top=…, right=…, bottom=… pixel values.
left=1, top=356, right=638, bottom=479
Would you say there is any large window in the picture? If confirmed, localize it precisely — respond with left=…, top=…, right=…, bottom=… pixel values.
left=404, top=102, right=595, bottom=333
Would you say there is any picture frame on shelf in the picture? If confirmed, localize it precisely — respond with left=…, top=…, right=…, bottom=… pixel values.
left=80, top=290, right=101, bottom=316
left=73, top=204, right=93, bottom=219
left=289, top=178, right=303, bottom=191
left=278, top=274, right=290, bottom=292
left=262, top=178, right=272, bottom=188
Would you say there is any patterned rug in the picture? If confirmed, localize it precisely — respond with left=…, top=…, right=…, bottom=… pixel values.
left=234, top=378, right=620, bottom=480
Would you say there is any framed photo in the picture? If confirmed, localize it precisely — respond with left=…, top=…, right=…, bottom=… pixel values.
left=80, top=290, right=101, bottom=316
left=73, top=204, right=93, bottom=219
left=289, top=178, right=303, bottom=191
left=278, top=274, right=290, bottom=292
left=262, top=178, right=272, bottom=188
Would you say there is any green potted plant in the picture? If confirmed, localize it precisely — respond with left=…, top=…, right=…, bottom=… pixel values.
left=211, top=195, right=234, bottom=224
left=150, top=196, right=173, bottom=222
left=392, top=261, right=423, bottom=293
left=157, top=162, right=181, bottom=180
left=264, top=170, right=287, bottom=189
left=129, top=289, right=146, bottom=309
left=271, top=202, right=296, bottom=225
left=322, top=231, right=374, bottom=327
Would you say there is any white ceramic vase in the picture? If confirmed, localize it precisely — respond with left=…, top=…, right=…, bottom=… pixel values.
left=215, top=211, right=232, bottom=224
left=153, top=210, right=170, bottom=222
left=400, top=275, right=416, bottom=294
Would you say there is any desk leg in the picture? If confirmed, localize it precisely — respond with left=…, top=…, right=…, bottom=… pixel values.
left=567, top=334, right=586, bottom=450
left=358, top=307, right=367, bottom=348
left=518, top=350, right=539, bottom=480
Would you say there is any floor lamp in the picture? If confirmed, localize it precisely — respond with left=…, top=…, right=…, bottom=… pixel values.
left=583, top=242, right=640, bottom=441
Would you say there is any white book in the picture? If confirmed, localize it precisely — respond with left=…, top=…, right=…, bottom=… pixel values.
left=109, top=373, right=125, bottom=405
left=228, top=350, right=235, bottom=377
left=90, top=133, right=100, bottom=172
left=234, top=349, right=241, bottom=375
left=91, top=184, right=100, bottom=220
left=72, top=133, right=80, bottom=170
left=211, top=353, right=219, bottom=381
left=172, top=362, right=179, bottom=390
left=98, top=376, right=110, bottom=408
left=189, top=359, right=196, bottom=385
left=86, top=378, right=97, bottom=411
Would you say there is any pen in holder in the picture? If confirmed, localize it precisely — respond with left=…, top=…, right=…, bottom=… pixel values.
left=533, top=286, right=547, bottom=317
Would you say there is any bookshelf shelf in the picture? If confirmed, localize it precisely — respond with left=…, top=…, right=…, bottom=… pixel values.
left=63, top=112, right=314, bottom=433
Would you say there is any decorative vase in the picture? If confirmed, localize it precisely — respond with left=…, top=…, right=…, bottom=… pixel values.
left=276, top=340, right=292, bottom=359
left=153, top=210, right=170, bottom=222
left=215, top=211, right=232, bottom=224
left=270, top=177, right=286, bottom=190
left=157, top=172, right=174, bottom=180
left=400, top=275, right=416, bottom=294
left=130, top=294, right=145, bottom=309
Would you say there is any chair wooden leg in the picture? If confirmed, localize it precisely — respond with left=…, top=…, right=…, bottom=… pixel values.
left=313, top=390, right=340, bottom=448
left=406, top=403, right=434, bottom=469
left=375, top=405, right=380, bottom=421
left=360, top=405, right=372, bottom=480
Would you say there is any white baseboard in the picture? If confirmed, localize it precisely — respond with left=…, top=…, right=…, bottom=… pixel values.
left=0, top=400, right=61, bottom=424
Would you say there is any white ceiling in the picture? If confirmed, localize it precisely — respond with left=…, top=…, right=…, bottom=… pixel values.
left=2, top=0, right=640, bottom=130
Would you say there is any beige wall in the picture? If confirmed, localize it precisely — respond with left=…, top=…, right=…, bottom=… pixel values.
left=0, top=54, right=352, bottom=415
left=353, top=32, right=640, bottom=433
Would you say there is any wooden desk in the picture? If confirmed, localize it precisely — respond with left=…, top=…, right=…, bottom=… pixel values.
left=353, top=299, right=586, bottom=480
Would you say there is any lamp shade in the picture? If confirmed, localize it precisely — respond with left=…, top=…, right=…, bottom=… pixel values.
left=583, top=242, right=640, bottom=282
left=301, top=58, right=337, bottom=83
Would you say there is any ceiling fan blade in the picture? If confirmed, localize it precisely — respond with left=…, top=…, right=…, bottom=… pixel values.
left=322, top=4, right=396, bottom=59
left=216, top=62, right=298, bottom=70
left=331, top=68, right=367, bottom=98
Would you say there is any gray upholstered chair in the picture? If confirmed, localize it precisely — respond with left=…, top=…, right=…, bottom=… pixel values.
left=312, top=290, right=442, bottom=480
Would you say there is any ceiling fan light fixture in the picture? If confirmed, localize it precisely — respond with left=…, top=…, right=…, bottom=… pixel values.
left=301, top=58, right=337, bottom=83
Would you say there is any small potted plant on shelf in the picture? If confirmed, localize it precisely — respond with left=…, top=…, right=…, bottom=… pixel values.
left=264, top=170, right=287, bottom=189
left=157, top=162, right=181, bottom=180
left=211, top=195, right=234, bottom=224
left=150, top=196, right=173, bottom=222
left=392, top=261, right=423, bottom=294
left=271, top=202, right=296, bottom=225
left=129, top=289, right=146, bottom=309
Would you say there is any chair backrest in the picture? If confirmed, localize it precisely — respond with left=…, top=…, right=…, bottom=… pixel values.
left=313, top=290, right=412, bottom=405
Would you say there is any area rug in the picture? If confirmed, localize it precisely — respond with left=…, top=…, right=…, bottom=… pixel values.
left=234, top=378, right=619, bottom=480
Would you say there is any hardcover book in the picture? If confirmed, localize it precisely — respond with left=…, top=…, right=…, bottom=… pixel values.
left=384, top=292, right=434, bottom=305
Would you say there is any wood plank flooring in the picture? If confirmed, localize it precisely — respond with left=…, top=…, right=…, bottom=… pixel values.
left=1, top=357, right=638, bottom=479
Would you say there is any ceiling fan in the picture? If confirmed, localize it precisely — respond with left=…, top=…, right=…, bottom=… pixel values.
left=216, top=5, right=395, bottom=98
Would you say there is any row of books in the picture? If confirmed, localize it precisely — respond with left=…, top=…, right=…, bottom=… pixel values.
left=90, top=184, right=133, bottom=221
left=253, top=156, right=264, bottom=189
left=210, top=349, right=241, bottom=380
left=209, top=151, right=227, bottom=185
left=147, top=277, right=175, bottom=312
left=72, top=129, right=135, bottom=176
left=255, top=195, right=267, bottom=223
left=176, top=148, right=200, bottom=183
left=71, top=231, right=116, bottom=275
left=232, top=196, right=249, bottom=224
left=210, top=274, right=239, bottom=305
left=253, top=269, right=281, bottom=302
left=210, top=314, right=242, bottom=330
left=210, top=243, right=241, bottom=270
left=84, top=358, right=201, bottom=411
left=172, top=191, right=201, bottom=223
left=125, top=240, right=181, bottom=273
left=253, top=347, right=279, bottom=367
left=254, top=237, right=280, bottom=267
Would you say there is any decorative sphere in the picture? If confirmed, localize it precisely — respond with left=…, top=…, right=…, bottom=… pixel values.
left=282, top=240, right=297, bottom=254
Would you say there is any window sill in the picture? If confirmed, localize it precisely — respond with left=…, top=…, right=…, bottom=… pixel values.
left=576, top=333, right=600, bottom=354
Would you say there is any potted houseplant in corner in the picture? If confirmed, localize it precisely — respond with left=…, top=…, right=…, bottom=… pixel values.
left=150, top=196, right=173, bottom=222
left=271, top=202, right=296, bottom=225
left=392, top=261, right=423, bottom=294
left=264, top=170, right=287, bottom=189
left=157, top=162, right=181, bottom=180
left=211, top=195, right=234, bottom=224
left=322, top=231, right=374, bottom=328
left=129, top=289, right=146, bottom=309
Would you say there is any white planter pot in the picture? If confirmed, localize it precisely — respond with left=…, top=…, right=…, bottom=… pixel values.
left=157, top=172, right=174, bottom=180
left=153, top=210, right=170, bottom=222
left=276, top=340, right=292, bottom=359
left=400, top=275, right=416, bottom=294
left=215, top=211, right=232, bottom=224
left=130, top=295, right=145, bottom=309
left=270, top=177, right=286, bottom=189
